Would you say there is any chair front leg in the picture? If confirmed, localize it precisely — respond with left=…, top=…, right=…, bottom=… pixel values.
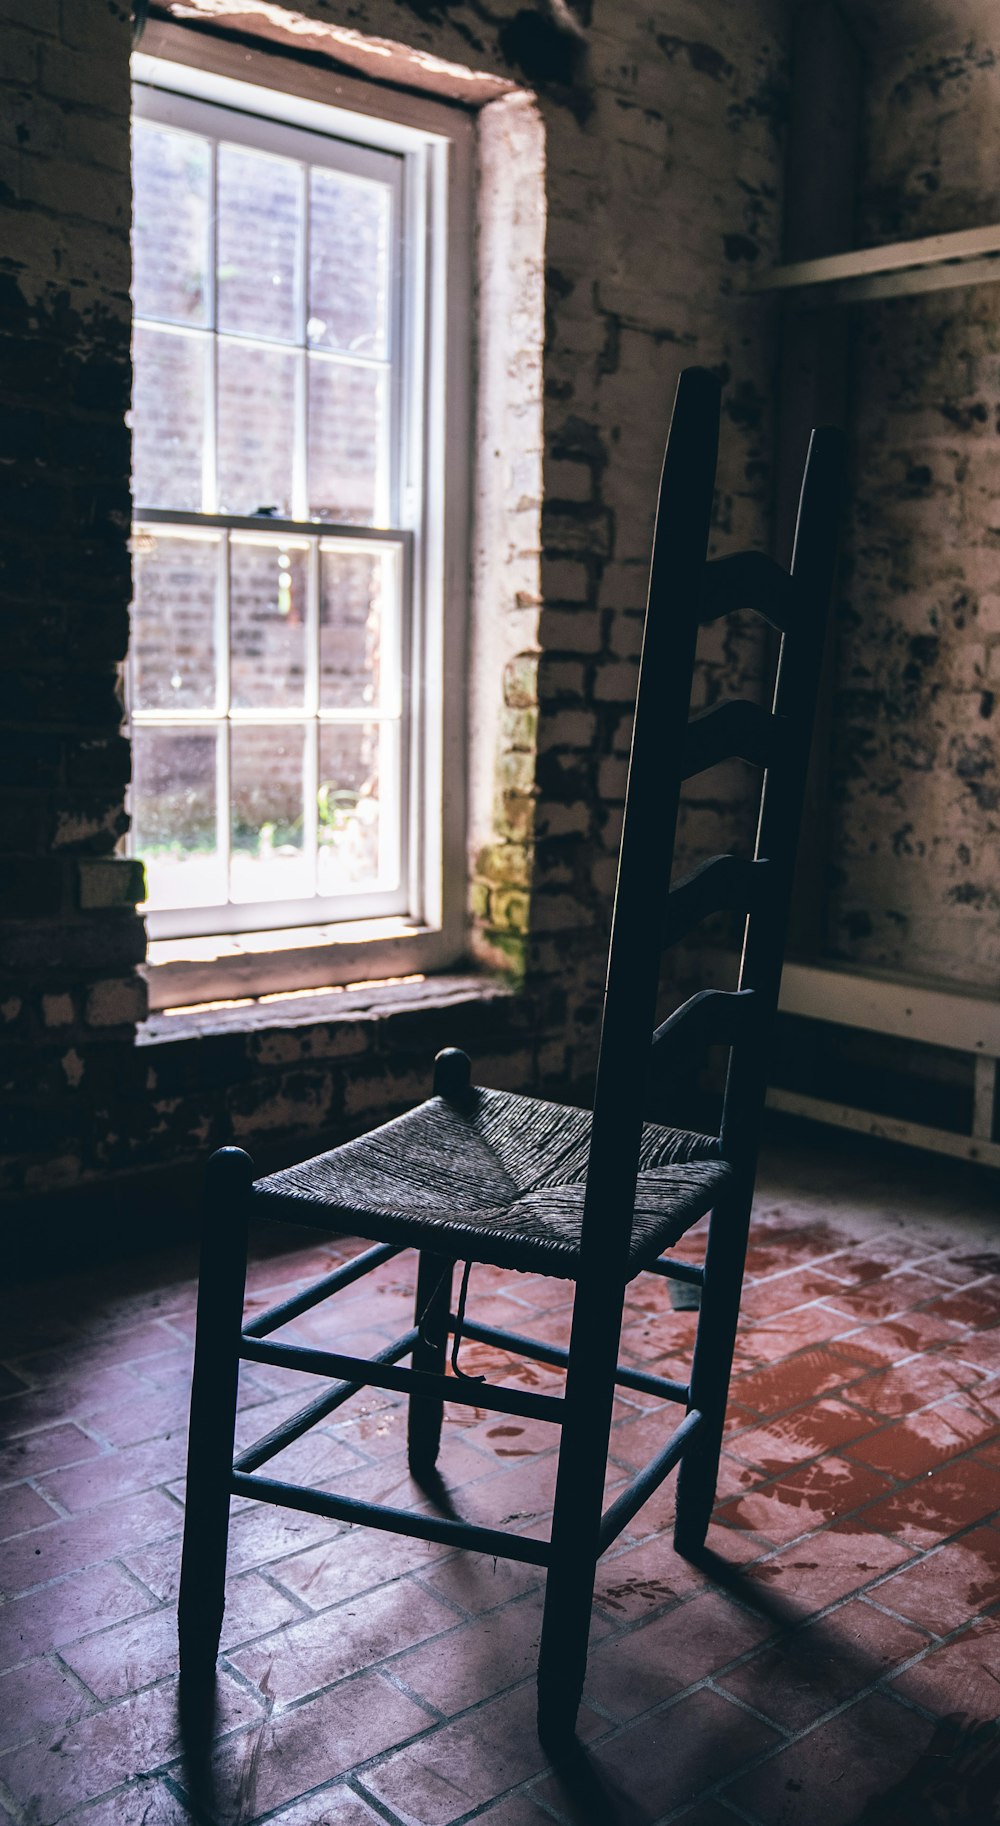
left=673, top=1183, right=753, bottom=1557
left=537, top=1274, right=621, bottom=1746
left=178, top=1146, right=252, bottom=1679
left=407, top=1251, right=454, bottom=1478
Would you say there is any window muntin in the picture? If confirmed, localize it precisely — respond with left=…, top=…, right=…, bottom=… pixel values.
left=129, top=82, right=418, bottom=939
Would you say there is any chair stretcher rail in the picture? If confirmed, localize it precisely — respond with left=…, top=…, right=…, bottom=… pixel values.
left=234, top=1327, right=420, bottom=1473
left=230, top=1470, right=553, bottom=1567
left=598, top=1408, right=704, bottom=1550
left=239, top=1333, right=565, bottom=1424
left=242, top=1241, right=402, bottom=1339
left=452, top=1316, right=690, bottom=1405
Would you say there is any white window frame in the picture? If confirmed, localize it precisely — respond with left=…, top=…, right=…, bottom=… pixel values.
left=130, top=38, right=473, bottom=1009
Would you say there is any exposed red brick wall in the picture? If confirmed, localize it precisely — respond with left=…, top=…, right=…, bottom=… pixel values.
left=0, top=0, right=791, bottom=1210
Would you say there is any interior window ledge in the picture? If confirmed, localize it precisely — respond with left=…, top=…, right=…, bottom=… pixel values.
left=137, top=968, right=514, bottom=1045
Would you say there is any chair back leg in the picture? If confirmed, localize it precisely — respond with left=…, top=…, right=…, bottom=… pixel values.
left=178, top=1146, right=253, bottom=1678
left=672, top=1177, right=753, bottom=1554
left=407, top=1251, right=455, bottom=1478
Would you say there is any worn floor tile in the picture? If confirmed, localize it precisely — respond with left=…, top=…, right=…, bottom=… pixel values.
left=714, top=1454, right=895, bottom=1545
left=0, top=1671, right=260, bottom=1825
left=358, top=1684, right=600, bottom=1826
left=539, top=1688, right=779, bottom=1824
left=726, top=1398, right=878, bottom=1475
left=871, top=1526, right=1000, bottom=1634
left=582, top=1588, right=772, bottom=1722
left=723, top=1691, right=935, bottom=1825
left=742, top=1523, right=913, bottom=1617
left=183, top=1674, right=431, bottom=1825
left=857, top=1456, right=1000, bottom=1546
left=890, top=1615, right=1000, bottom=1719
left=716, top=1596, right=930, bottom=1730
left=230, top=1576, right=458, bottom=1706
left=845, top=1397, right=999, bottom=1479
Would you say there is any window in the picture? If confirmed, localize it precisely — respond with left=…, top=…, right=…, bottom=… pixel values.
left=128, top=52, right=471, bottom=987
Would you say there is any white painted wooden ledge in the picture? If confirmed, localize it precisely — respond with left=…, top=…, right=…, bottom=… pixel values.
left=752, top=222, right=1000, bottom=305
left=771, top=960, right=1000, bottom=1170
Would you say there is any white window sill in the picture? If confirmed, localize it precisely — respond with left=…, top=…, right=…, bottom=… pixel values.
left=142, top=917, right=465, bottom=1012
left=138, top=967, right=512, bottom=1046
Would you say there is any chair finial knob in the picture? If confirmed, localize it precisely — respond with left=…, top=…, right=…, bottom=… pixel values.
left=434, top=1048, right=472, bottom=1100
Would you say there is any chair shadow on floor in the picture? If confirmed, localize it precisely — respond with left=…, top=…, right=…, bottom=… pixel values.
left=543, top=1541, right=1000, bottom=1826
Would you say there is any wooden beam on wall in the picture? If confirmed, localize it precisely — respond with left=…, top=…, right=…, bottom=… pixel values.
left=776, top=0, right=863, bottom=960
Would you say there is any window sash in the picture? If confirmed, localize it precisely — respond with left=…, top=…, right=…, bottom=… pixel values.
left=130, top=78, right=420, bottom=941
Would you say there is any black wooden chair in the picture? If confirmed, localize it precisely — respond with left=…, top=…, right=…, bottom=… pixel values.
left=178, top=367, right=843, bottom=1744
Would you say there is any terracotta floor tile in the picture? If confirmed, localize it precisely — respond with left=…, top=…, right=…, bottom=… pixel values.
left=872, top=1526, right=1000, bottom=1634
left=41, top=1775, right=195, bottom=1825
left=60, top=1571, right=304, bottom=1702
left=191, top=1672, right=432, bottom=1825
left=739, top=1268, right=847, bottom=1320
left=0, top=1365, right=147, bottom=1441
left=737, top=1304, right=852, bottom=1366
left=926, top=1281, right=1000, bottom=1330
left=264, top=1788, right=397, bottom=1826
left=827, top=1309, right=960, bottom=1367
left=818, top=1271, right=949, bottom=1322
left=847, top=1353, right=986, bottom=1419
left=392, top=1590, right=606, bottom=1716
left=0, top=1483, right=60, bottom=1540
left=0, top=1655, right=96, bottom=1752
left=592, top=1535, right=707, bottom=1621
left=37, top=1434, right=189, bottom=1514
left=819, top=1235, right=931, bottom=1286
left=263, top=1522, right=450, bottom=1613
left=0, top=1488, right=181, bottom=1600
left=733, top=1344, right=870, bottom=1416
left=462, top=1796, right=559, bottom=1826
left=890, top=1614, right=1000, bottom=1719
left=230, top=1576, right=458, bottom=1707
left=743, top=1524, right=913, bottom=1616
left=0, top=1670, right=260, bottom=1825
left=715, top=1455, right=895, bottom=1545
left=727, top=1399, right=878, bottom=1476
left=0, top=1423, right=106, bottom=1487
left=858, top=1456, right=1000, bottom=1546
left=931, top=1247, right=1000, bottom=1285
left=943, top=1324, right=1000, bottom=1376
left=723, top=1690, right=935, bottom=1825
left=538, top=1687, right=779, bottom=1825
left=717, top=1595, right=929, bottom=1731
left=0, top=1561, right=160, bottom=1670
left=845, top=1398, right=999, bottom=1479
left=582, top=1588, right=772, bottom=1721
left=415, top=1549, right=542, bottom=1617
left=358, top=1683, right=600, bottom=1826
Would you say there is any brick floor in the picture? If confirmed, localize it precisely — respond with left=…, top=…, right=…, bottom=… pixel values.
left=1, top=1136, right=999, bottom=1824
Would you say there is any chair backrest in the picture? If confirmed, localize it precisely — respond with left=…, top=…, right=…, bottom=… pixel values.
left=579, top=365, right=845, bottom=1278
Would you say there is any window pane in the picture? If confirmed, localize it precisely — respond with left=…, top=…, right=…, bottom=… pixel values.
left=217, top=341, right=297, bottom=518
left=132, top=326, right=207, bottom=510
left=318, top=722, right=392, bottom=892
left=320, top=546, right=395, bottom=711
left=132, top=121, right=211, bottom=327
left=308, top=168, right=391, bottom=358
left=308, top=357, right=384, bottom=523
left=230, top=537, right=309, bottom=710
left=132, top=529, right=220, bottom=712
left=217, top=143, right=302, bottom=344
left=132, top=728, right=222, bottom=910
left=230, top=724, right=309, bottom=902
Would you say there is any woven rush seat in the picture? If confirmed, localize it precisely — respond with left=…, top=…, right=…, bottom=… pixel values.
left=252, top=1086, right=731, bottom=1278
